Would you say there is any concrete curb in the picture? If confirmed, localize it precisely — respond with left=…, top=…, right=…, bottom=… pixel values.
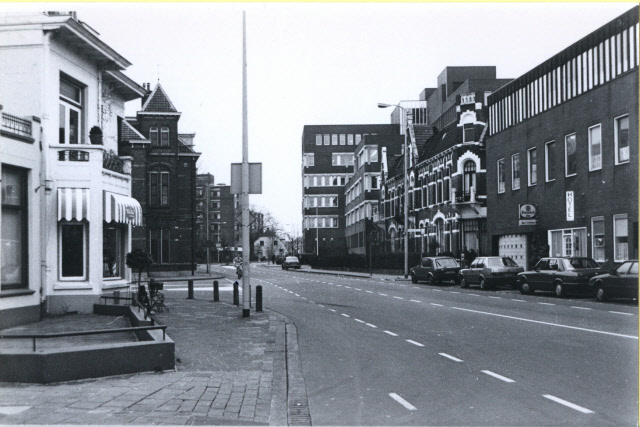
left=258, top=264, right=411, bottom=282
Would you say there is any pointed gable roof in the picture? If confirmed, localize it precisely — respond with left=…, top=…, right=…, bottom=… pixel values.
left=140, top=83, right=180, bottom=114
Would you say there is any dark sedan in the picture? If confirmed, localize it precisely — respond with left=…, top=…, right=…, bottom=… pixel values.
left=517, top=257, right=605, bottom=297
left=410, top=257, right=461, bottom=285
left=282, top=256, right=301, bottom=270
left=589, top=260, right=638, bottom=302
left=459, top=256, right=524, bottom=290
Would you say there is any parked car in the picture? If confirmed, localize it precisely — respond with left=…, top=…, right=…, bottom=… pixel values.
left=517, top=257, right=605, bottom=297
left=275, top=255, right=285, bottom=265
left=459, top=256, right=524, bottom=290
left=589, top=260, right=638, bottom=302
left=410, top=257, right=461, bottom=285
left=282, top=256, right=301, bottom=270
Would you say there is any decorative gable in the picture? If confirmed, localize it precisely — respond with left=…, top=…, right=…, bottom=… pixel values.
left=141, top=83, right=179, bottom=113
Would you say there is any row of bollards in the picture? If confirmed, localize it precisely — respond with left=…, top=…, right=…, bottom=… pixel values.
left=213, top=280, right=262, bottom=312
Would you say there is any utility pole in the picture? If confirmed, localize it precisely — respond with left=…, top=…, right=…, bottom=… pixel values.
left=241, top=11, right=250, bottom=318
left=205, top=178, right=211, bottom=274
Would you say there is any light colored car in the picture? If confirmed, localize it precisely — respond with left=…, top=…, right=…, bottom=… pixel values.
left=282, top=256, right=301, bottom=270
left=459, top=256, right=524, bottom=290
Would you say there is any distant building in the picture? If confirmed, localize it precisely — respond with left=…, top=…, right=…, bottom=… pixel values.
left=120, top=83, right=201, bottom=272
left=0, top=11, right=145, bottom=323
left=486, top=6, right=638, bottom=268
left=301, top=124, right=400, bottom=256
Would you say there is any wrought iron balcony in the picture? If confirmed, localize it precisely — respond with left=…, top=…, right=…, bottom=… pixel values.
left=58, top=150, right=90, bottom=162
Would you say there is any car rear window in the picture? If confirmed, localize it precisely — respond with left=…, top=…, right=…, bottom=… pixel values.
left=285, top=257, right=299, bottom=262
left=435, top=258, right=459, bottom=268
left=630, top=262, right=638, bottom=275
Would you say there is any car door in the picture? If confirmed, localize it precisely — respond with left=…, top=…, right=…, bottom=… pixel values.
left=464, top=259, right=479, bottom=283
left=540, top=258, right=560, bottom=291
left=608, top=261, right=631, bottom=297
left=623, top=261, right=638, bottom=298
left=415, top=258, right=430, bottom=280
left=472, top=258, right=485, bottom=284
left=527, top=259, right=547, bottom=288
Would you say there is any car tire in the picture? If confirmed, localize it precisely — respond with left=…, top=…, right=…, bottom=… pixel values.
left=282, top=266, right=285, bottom=270
left=428, top=275, right=436, bottom=286
left=411, top=274, right=418, bottom=284
left=555, top=282, right=566, bottom=298
left=519, top=279, right=533, bottom=295
left=479, top=278, right=488, bottom=291
left=460, top=278, right=469, bottom=288
left=596, top=284, right=607, bottom=302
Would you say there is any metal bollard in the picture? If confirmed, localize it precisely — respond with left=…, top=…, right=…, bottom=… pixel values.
left=188, top=279, right=194, bottom=299
left=256, top=285, right=262, bottom=312
left=213, top=280, right=219, bottom=302
left=114, top=290, right=120, bottom=305
left=233, top=281, right=239, bottom=306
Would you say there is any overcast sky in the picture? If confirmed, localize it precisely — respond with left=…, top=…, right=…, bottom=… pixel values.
left=5, top=2, right=634, bottom=236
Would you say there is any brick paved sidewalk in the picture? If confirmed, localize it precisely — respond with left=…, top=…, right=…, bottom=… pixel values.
left=0, top=292, right=297, bottom=425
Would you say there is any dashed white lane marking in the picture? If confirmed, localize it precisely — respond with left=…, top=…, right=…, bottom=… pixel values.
left=379, top=293, right=388, bottom=296
left=354, top=319, right=365, bottom=323
left=344, top=286, right=352, bottom=289
left=341, top=313, right=350, bottom=318
left=328, top=309, right=336, bottom=312
left=432, top=289, right=442, bottom=292
left=430, top=303, right=443, bottom=307
left=384, top=331, right=399, bottom=336
left=543, top=395, right=594, bottom=414
left=451, top=306, right=639, bottom=340
left=512, top=299, right=526, bottom=302
left=482, top=370, right=515, bottom=383
left=0, top=406, right=30, bottom=415
left=318, top=304, right=325, bottom=307
left=538, top=302, right=555, bottom=306
left=366, top=290, right=374, bottom=293
left=450, top=291, right=460, bottom=294
left=295, top=294, right=300, bottom=297
left=394, top=296, right=404, bottom=300
left=406, top=339, right=424, bottom=347
left=365, top=323, right=378, bottom=328
left=469, top=294, right=480, bottom=296
left=389, top=393, right=417, bottom=411
left=438, top=353, right=463, bottom=362
left=609, top=311, right=634, bottom=316
left=489, top=296, right=502, bottom=299
left=410, top=299, right=421, bottom=303
left=354, top=288, right=362, bottom=291
left=413, top=286, right=420, bottom=289
left=288, top=291, right=293, bottom=294
left=336, top=284, right=342, bottom=287
left=571, top=306, right=591, bottom=310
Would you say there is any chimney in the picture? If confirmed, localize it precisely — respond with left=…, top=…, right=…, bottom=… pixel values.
left=141, top=83, right=151, bottom=106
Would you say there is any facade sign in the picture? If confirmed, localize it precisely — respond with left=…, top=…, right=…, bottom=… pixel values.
left=519, top=219, right=537, bottom=226
left=518, top=204, right=537, bottom=226
left=566, top=191, right=575, bottom=221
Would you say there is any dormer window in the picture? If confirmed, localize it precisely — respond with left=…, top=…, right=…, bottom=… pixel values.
left=149, top=127, right=158, bottom=146
left=161, top=127, right=169, bottom=146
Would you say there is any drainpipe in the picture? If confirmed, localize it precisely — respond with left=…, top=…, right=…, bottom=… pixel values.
left=97, top=69, right=102, bottom=128
left=40, top=31, right=53, bottom=317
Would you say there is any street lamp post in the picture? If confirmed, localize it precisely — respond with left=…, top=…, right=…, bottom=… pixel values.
left=378, top=102, right=409, bottom=278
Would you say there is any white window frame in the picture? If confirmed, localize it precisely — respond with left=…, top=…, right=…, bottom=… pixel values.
left=511, top=153, right=520, bottom=190
left=588, top=124, right=602, bottom=171
left=497, top=159, right=505, bottom=194
left=527, top=147, right=537, bottom=186
left=160, top=127, right=170, bottom=147
left=545, top=141, right=556, bottom=182
left=315, top=134, right=322, bottom=145
left=613, top=213, right=629, bottom=262
left=58, top=222, right=88, bottom=281
left=614, top=114, right=630, bottom=165
left=591, top=216, right=605, bottom=263
left=565, top=133, right=577, bottom=177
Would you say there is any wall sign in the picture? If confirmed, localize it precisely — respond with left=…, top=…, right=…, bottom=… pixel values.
left=566, top=191, right=575, bottom=221
left=518, top=204, right=537, bottom=226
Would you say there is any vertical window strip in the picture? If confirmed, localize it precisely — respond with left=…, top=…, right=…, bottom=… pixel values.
left=583, top=52, right=589, bottom=92
left=636, top=23, right=639, bottom=67
left=617, top=33, right=623, bottom=76
left=588, top=49, right=593, bottom=90
left=623, top=28, right=629, bottom=72
left=605, top=38, right=611, bottom=81
left=599, top=42, right=605, bottom=85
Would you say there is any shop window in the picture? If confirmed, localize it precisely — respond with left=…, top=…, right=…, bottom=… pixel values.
left=59, top=75, right=84, bottom=144
left=614, top=214, right=628, bottom=262
left=615, top=115, right=629, bottom=164
left=550, top=228, right=587, bottom=258
left=103, top=223, right=125, bottom=278
left=1, top=166, right=28, bottom=289
left=60, top=222, right=87, bottom=280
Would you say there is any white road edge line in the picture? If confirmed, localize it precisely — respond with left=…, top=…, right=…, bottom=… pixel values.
left=389, top=393, right=416, bottom=411
left=384, top=331, right=399, bottom=336
left=406, top=339, right=424, bottom=347
left=481, top=370, right=515, bottom=383
left=451, top=306, right=638, bottom=340
left=609, top=311, right=633, bottom=316
left=438, top=353, right=463, bottom=362
left=543, top=394, right=594, bottom=414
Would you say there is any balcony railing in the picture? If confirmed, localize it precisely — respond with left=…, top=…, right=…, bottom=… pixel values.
left=58, top=150, right=90, bottom=162
left=2, top=112, right=32, bottom=137
left=103, top=149, right=125, bottom=174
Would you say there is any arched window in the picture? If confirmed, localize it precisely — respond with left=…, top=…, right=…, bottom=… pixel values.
left=149, top=127, right=158, bottom=146
left=463, top=161, right=477, bottom=201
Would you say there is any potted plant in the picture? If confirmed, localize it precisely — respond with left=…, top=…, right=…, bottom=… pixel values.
left=126, top=249, right=154, bottom=305
left=89, top=126, right=103, bottom=145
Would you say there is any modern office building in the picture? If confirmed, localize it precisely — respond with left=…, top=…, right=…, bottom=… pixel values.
left=301, top=124, right=399, bottom=255
left=486, top=6, right=638, bottom=268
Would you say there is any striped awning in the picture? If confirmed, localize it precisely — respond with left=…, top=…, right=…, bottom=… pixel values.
left=104, top=191, right=142, bottom=226
left=57, top=188, right=90, bottom=221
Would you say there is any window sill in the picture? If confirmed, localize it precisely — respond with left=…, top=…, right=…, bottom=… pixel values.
left=0, top=289, right=36, bottom=298
left=615, top=161, right=630, bottom=166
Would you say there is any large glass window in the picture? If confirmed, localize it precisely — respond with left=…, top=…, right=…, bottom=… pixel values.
left=103, top=223, right=125, bottom=278
left=588, top=124, right=602, bottom=171
left=550, top=228, right=587, bottom=257
left=615, top=115, right=630, bottom=164
left=497, top=159, right=505, bottom=194
left=149, top=171, right=170, bottom=207
left=463, top=161, right=476, bottom=200
left=528, top=148, right=537, bottom=186
left=511, top=154, right=520, bottom=190
left=545, top=141, right=556, bottom=182
left=59, top=76, right=83, bottom=144
left=565, top=134, right=577, bottom=177
left=60, top=223, right=86, bottom=279
left=614, top=214, right=628, bottom=261
left=1, top=166, right=28, bottom=289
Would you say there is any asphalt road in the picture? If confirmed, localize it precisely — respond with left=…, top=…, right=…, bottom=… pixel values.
left=212, top=264, right=638, bottom=426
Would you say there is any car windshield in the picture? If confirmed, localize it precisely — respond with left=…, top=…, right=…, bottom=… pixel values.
left=285, top=257, right=299, bottom=262
left=487, top=257, right=518, bottom=267
left=565, top=258, right=600, bottom=269
left=435, top=258, right=458, bottom=268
